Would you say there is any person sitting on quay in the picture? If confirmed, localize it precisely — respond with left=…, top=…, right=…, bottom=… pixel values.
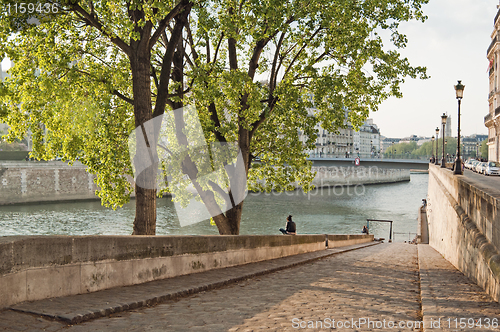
left=279, top=215, right=296, bottom=235
left=362, top=225, right=369, bottom=234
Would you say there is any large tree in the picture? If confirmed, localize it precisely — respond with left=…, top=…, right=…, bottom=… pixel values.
left=0, top=0, right=194, bottom=234
left=0, top=0, right=429, bottom=235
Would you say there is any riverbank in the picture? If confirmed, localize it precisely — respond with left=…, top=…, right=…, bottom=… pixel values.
left=0, top=161, right=409, bottom=206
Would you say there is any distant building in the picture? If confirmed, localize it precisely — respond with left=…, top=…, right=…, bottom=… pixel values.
left=486, top=4, right=500, bottom=162
left=352, top=119, right=381, bottom=158
left=299, top=108, right=355, bottom=158
left=462, top=134, right=488, bottom=159
left=298, top=109, right=381, bottom=158
left=444, top=115, right=452, bottom=138
left=380, top=137, right=401, bottom=153
left=399, top=134, right=420, bottom=144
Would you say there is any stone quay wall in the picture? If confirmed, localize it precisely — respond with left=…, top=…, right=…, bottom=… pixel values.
left=427, top=164, right=500, bottom=301
left=0, top=162, right=410, bottom=205
left=0, top=234, right=373, bottom=308
left=0, top=161, right=100, bottom=205
left=311, top=166, right=410, bottom=188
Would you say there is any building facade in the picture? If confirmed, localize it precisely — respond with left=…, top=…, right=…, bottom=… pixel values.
left=444, top=115, right=452, bottom=138
left=380, top=137, right=401, bottom=153
left=486, top=6, right=500, bottom=162
left=462, top=134, right=488, bottom=159
left=352, top=119, right=380, bottom=158
left=299, top=108, right=381, bottom=158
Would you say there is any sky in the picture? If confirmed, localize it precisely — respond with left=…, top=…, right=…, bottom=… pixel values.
left=372, top=0, right=498, bottom=138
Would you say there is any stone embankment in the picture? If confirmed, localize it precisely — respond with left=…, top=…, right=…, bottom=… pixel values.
left=426, top=164, right=500, bottom=301
left=311, top=165, right=410, bottom=188
left=0, top=162, right=410, bottom=205
left=0, top=161, right=100, bottom=205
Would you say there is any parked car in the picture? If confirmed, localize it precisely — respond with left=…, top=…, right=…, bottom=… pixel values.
left=471, top=160, right=480, bottom=172
left=484, top=161, right=500, bottom=176
left=475, top=162, right=487, bottom=174
left=465, top=159, right=476, bottom=170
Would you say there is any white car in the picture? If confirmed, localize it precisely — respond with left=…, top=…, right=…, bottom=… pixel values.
left=465, top=159, right=476, bottom=170
left=476, top=162, right=487, bottom=174
left=471, top=160, right=481, bottom=172
left=484, top=161, right=500, bottom=176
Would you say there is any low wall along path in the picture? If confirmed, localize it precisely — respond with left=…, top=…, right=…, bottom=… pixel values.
left=0, top=234, right=373, bottom=309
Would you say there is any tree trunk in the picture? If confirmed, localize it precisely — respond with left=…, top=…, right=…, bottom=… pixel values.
left=223, top=198, right=244, bottom=235
left=214, top=126, right=251, bottom=235
left=130, top=34, right=157, bottom=235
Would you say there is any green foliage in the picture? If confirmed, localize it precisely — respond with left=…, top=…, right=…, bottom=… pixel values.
left=481, top=139, right=488, bottom=159
left=412, top=141, right=432, bottom=156
left=384, top=141, right=418, bottom=156
left=187, top=0, right=429, bottom=192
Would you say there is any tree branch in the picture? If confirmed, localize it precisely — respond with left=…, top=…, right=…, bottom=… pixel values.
left=213, top=33, right=224, bottom=63
left=209, top=103, right=228, bottom=143
left=282, top=27, right=324, bottom=80
left=152, top=4, right=192, bottom=118
left=185, top=19, right=199, bottom=62
left=149, top=0, right=190, bottom=51
left=113, top=90, right=134, bottom=105
left=69, top=3, right=131, bottom=56
left=269, top=30, right=286, bottom=97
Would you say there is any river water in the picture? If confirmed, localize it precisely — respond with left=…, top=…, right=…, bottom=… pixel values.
left=0, top=173, right=428, bottom=242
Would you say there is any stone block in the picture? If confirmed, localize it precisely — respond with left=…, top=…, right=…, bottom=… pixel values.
left=0, top=271, right=26, bottom=307
left=80, top=262, right=107, bottom=293
left=12, top=236, right=74, bottom=271
left=106, top=260, right=134, bottom=288
left=26, top=265, right=80, bottom=301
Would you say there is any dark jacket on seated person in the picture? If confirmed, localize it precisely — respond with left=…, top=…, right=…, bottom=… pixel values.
left=285, top=220, right=296, bottom=234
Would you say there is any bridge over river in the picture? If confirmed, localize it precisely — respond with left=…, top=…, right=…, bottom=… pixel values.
left=309, top=157, right=430, bottom=170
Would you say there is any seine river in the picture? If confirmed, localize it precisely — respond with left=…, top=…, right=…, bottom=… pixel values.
left=0, top=173, right=428, bottom=242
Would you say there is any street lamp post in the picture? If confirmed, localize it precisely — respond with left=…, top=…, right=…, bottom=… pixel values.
left=454, top=81, right=465, bottom=174
left=431, top=136, right=435, bottom=163
left=441, top=113, right=447, bottom=168
left=435, top=127, right=440, bottom=165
